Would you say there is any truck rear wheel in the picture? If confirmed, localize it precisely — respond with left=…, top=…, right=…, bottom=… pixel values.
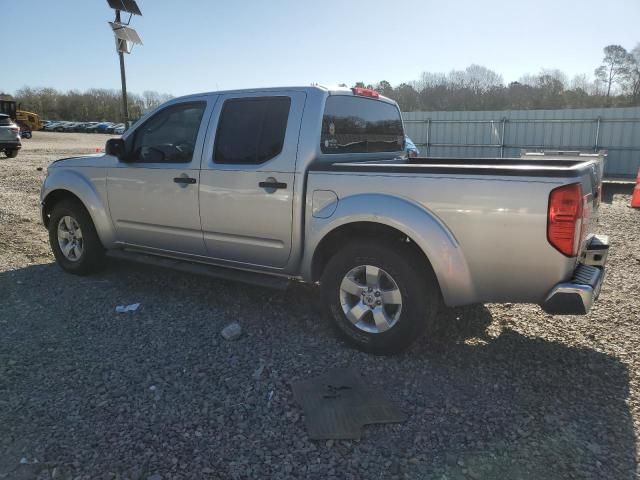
left=48, top=200, right=105, bottom=275
left=321, top=240, right=440, bottom=354
left=6, top=149, right=18, bottom=158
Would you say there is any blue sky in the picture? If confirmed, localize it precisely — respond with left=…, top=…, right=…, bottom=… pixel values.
left=4, top=0, right=639, bottom=96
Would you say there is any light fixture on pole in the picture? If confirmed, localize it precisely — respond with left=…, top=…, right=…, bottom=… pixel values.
left=106, top=0, right=142, bottom=126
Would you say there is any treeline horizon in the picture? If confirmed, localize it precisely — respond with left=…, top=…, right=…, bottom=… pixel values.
left=359, top=43, right=640, bottom=111
left=0, top=88, right=173, bottom=122
left=2, top=43, right=639, bottom=119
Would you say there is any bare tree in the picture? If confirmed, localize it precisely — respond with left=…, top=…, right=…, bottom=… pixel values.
left=456, top=64, right=504, bottom=93
left=570, top=73, right=597, bottom=94
left=415, top=72, right=447, bottom=90
left=594, top=45, right=632, bottom=97
left=625, top=44, right=640, bottom=100
left=13, top=87, right=172, bottom=121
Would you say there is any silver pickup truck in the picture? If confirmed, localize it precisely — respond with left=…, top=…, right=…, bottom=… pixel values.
left=40, top=86, right=609, bottom=354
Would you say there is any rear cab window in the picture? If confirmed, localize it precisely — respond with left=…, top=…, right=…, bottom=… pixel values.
left=321, top=96, right=404, bottom=154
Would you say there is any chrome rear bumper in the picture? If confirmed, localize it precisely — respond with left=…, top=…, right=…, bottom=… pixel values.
left=542, top=235, right=609, bottom=315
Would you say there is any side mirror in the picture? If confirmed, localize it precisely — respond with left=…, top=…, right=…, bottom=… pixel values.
left=105, top=138, right=126, bottom=160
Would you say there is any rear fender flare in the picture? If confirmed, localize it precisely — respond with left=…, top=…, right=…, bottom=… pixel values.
left=303, top=193, right=476, bottom=307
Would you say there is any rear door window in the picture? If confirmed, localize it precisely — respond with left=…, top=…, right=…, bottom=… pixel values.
left=214, top=97, right=291, bottom=164
left=321, top=96, right=404, bottom=154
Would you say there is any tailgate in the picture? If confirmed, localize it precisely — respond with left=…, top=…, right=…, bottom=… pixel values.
left=579, top=158, right=604, bottom=256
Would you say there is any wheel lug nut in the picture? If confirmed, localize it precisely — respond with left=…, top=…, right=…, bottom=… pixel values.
left=374, top=291, right=381, bottom=297
left=376, top=300, right=382, bottom=305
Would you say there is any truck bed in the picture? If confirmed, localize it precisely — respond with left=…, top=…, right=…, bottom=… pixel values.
left=311, top=157, right=597, bottom=178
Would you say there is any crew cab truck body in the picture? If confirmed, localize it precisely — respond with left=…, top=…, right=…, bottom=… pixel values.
left=40, top=86, right=609, bottom=353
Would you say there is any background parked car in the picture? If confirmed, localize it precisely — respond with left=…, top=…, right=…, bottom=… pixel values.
left=114, top=124, right=126, bottom=135
left=19, top=125, right=32, bottom=139
left=76, top=122, right=99, bottom=132
left=106, top=123, right=125, bottom=134
left=62, top=122, right=81, bottom=132
left=86, top=122, right=112, bottom=133
left=43, top=121, right=64, bottom=132
left=53, top=122, right=71, bottom=132
left=96, top=122, right=115, bottom=134
left=0, top=114, right=21, bottom=158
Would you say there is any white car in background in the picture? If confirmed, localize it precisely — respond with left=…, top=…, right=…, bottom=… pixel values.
left=0, top=114, right=21, bottom=158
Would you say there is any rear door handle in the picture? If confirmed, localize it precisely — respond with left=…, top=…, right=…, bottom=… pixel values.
left=173, top=176, right=197, bottom=184
left=259, top=180, right=287, bottom=190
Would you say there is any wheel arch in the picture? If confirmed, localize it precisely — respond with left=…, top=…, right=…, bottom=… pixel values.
left=304, top=193, right=477, bottom=307
left=41, top=171, right=116, bottom=247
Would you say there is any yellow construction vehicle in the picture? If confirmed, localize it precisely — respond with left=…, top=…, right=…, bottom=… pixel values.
left=16, top=110, right=43, bottom=131
left=0, top=99, right=43, bottom=131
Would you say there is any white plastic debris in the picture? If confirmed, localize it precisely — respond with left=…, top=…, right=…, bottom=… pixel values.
left=253, top=362, right=265, bottom=380
left=221, top=322, right=242, bottom=340
left=115, top=303, right=141, bottom=313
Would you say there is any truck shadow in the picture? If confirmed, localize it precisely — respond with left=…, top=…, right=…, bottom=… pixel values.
left=0, top=262, right=636, bottom=479
left=404, top=304, right=636, bottom=479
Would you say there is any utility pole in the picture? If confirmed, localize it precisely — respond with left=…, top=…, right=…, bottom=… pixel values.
left=106, top=0, right=142, bottom=127
left=115, top=10, right=129, bottom=126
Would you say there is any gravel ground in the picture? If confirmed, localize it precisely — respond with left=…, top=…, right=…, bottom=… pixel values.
left=1, top=132, right=639, bottom=480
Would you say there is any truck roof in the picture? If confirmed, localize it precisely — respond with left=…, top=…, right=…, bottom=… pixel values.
left=172, top=85, right=398, bottom=106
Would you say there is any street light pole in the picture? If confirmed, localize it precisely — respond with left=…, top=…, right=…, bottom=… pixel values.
left=115, top=9, right=129, bottom=126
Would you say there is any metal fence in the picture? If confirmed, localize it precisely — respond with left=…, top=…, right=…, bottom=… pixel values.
left=402, top=107, right=640, bottom=177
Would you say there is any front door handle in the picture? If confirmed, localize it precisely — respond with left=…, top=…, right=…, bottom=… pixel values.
left=173, top=176, right=197, bottom=185
left=259, top=180, right=287, bottom=190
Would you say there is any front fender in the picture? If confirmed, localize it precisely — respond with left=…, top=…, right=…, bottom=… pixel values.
left=41, top=168, right=116, bottom=248
left=302, top=193, right=477, bottom=307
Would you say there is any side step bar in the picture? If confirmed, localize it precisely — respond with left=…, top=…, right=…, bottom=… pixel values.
left=107, top=249, right=291, bottom=291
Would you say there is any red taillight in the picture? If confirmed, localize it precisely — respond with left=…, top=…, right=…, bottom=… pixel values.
left=547, top=183, right=584, bottom=256
left=351, top=87, right=379, bottom=98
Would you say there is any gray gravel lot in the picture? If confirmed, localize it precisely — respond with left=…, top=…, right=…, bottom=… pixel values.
left=1, top=132, right=639, bottom=479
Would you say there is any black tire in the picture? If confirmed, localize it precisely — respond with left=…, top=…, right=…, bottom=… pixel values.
left=321, top=239, right=441, bottom=355
left=6, top=149, right=18, bottom=158
left=48, top=200, right=105, bottom=275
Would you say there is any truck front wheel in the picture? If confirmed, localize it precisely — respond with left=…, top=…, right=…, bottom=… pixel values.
left=321, top=240, right=440, bottom=355
left=48, top=200, right=105, bottom=275
left=6, top=149, right=18, bottom=158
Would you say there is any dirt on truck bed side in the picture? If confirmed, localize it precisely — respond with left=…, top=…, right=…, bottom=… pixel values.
left=1, top=132, right=639, bottom=479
